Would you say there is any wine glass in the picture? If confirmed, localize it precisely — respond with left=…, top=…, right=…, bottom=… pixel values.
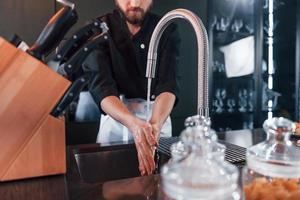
left=220, top=17, right=231, bottom=32
left=227, top=98, right=236, bottom=113
left=231, top=19, right=243, bottom=33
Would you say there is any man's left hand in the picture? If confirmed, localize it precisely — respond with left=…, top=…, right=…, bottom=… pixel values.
left=151, top=122, right=162, bottom=144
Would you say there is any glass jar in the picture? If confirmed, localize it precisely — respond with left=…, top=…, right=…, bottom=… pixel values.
left=183, top=115, right=226, bottom=160
left=243, top=117, right=300, bottom=200
left=169, top=140, right=190, bottom=163
left=161, top=117, right=240, bottom=200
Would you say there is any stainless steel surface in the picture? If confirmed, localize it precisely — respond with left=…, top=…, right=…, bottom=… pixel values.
left=159, top=137, right=246, bottom=167
left=145, top=9, right=209, bottom=117
left=73, top=143, right=140, bottom=183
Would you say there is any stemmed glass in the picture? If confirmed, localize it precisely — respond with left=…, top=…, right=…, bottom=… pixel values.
left=231, top=19, right=243, bottom=33
left=211, top=15, right=217, bottom=29
left=238, top=89, right=248, bottom=112
left=227, top=98, right=236, bottom=113
left=214, top=88, right=226, bottom=113
left=248, top=89, right=254, bottom=112
left=213, top=61, right=225, bottom=73
left=245, top=23, right=254, bottom=34
left=220, top=17, right=231, bottom=32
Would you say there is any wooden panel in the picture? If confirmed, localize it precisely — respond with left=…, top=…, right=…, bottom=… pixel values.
left=0, top=38, right=19, bottom=74
left=2, top=116, right=66, bottom=181
left=0, top=38, right=70, bottom=179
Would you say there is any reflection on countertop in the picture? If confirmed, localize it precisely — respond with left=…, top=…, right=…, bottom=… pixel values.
left=102, top=175, right=159, bottom=200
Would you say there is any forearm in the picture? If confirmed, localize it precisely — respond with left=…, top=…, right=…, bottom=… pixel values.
left=100, top=96, right=136, bottom=129
left=149, top=92, right=176, bottom=128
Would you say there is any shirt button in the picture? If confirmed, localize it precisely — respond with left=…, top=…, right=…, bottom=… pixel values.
left=140, top=43, right=145, bottom=49
left=151, top=95, right=155, bottom=100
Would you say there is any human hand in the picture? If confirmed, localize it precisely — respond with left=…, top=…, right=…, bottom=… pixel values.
left=129, top=117, right=157, bottom=176
left=150, top=122, right=162, bottom=144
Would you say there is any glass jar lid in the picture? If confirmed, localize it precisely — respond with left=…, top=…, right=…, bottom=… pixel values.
left=180, top=125, right=225, bottom=159
left=170, top=141, right=190, bottom=162
left=247, top=117, right=300, bottom=178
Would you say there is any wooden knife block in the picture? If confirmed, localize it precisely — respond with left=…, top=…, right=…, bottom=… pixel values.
left=0, top=37, right=71, bottom=181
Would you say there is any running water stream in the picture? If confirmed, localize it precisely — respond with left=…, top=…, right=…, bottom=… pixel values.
left=146, top=77, right=160, bottom=174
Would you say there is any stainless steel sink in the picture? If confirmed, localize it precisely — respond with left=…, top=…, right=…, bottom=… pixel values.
left=72, top=137, right=247, bottom=184
left=73, top=142, right=141, bottom=183
left=72, top=140, right=171, bottom=184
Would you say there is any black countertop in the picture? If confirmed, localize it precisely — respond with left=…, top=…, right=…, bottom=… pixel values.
left=0, top=129, right=267, bottom=200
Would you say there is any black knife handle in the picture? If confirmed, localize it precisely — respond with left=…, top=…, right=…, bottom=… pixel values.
left=64, top=32, right=109, bottom=77
left=52, top=19, right=108, bottom=63
left=9, top=34, right=23, bottom=47
left=51, top=74, right=92, bottom=117
left=27, top=6, right=78, bottom=60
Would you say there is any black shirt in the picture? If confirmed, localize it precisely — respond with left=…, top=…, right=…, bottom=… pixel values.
left=84, top=10, right=181, bottom=113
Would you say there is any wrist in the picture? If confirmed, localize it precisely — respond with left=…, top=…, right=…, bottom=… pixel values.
left=149, top=119, right=163, bottom=130
left=125, top=115, right=140, bottom=133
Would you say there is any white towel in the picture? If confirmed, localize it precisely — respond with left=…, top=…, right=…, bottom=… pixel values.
left=220, top=36, right=254, bottom=78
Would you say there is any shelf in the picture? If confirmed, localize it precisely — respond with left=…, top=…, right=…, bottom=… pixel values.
left=211, top=111, right=254, bottom=116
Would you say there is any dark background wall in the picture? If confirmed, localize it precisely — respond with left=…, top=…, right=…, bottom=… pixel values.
left=0, top=0, right=207, bottom=137
left=0, top=0, right=54, bottom=44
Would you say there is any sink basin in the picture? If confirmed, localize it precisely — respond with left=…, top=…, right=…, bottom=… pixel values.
left=72, top=141, right=170, bottom=183
left=72, top=137, right=247, bottom=184
left=73, top=142, right=141, bottom=183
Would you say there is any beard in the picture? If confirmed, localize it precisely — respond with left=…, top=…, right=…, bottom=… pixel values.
left=115, top=1, right=152, bottom=25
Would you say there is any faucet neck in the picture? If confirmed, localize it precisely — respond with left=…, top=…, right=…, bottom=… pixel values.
left=145, top=9, right=210, bottom=117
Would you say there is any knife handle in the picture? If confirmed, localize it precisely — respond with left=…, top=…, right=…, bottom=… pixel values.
left=64, top=32, right=109, bottom=77
left=52, top=19, right=108, bottom=63
left=51, top=74, right=92, bottom=117
left=27, top=6, right=78, bottom=60
left=9, top=34, right=23, bottom=47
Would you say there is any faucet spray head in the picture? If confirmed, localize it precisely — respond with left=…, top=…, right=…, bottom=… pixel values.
left=146, top=52, right=158, bottom=78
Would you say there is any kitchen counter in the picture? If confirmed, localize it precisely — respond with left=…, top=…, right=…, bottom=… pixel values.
left=0, top=129, right=267, bottom=200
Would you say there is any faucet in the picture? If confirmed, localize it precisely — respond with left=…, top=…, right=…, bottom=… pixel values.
left=146, top=9, right=210, bottom=117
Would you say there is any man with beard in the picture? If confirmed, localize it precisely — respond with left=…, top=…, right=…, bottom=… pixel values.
left=87, top=0, right=181, bottom=176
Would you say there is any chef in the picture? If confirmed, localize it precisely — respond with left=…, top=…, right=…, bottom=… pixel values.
left=85, top=0, right=181, bottom=176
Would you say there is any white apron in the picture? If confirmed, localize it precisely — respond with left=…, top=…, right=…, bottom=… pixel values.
left=75, top=91, right=100, bottom=122
left=96, top=97, right=172, bottom=143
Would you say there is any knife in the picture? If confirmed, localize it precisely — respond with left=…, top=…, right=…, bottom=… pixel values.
left=9, top=34, right=23, bottom=47
left=51, top=32, right=110, bottom=117
left=47, top=19, right=108, bottom=72
left=27, top=0, right=78, bottom=60
left=51, top=74, right=92, bottom=117
left=62, top=32, right=110, bottom=78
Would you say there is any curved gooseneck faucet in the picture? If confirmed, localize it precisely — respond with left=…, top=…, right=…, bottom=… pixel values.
left=146, top=9, right=210, bottom=118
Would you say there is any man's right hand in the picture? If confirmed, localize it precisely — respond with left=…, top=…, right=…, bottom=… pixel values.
left=129, top=117, right=157, bottom=176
